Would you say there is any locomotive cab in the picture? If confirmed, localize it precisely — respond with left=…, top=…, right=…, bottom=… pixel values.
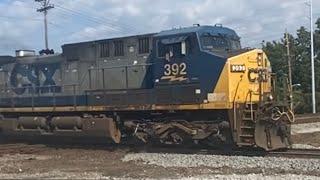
left=151, top=25, right=245, bottom=105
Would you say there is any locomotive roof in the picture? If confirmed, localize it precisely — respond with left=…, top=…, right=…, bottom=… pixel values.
left=155, top=25, right=240, bottom=40
left=62, top=33, right=156, bottom=47
left=63, top=25, right=239, bottom=47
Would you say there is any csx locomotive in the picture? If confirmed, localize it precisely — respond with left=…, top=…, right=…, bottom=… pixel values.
left=0, top=25, right=293, bottom=150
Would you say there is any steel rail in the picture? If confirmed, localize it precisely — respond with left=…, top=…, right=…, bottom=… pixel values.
left=268, top=148, right=320, bottom=159
left=0, top=140, right=319, bottom=159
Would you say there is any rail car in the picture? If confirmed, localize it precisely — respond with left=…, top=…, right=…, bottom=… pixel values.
left=0, top=25, right=293, bottom=150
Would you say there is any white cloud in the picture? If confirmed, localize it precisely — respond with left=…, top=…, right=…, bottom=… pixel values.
left=67, top=25, right=124, bottom=43
left=0, top=0, right=319, bottom=54
left=0, top=1, right=42, bottom=54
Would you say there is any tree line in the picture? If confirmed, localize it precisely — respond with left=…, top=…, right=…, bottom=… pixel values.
left=262, top=18, right=320, bottom=114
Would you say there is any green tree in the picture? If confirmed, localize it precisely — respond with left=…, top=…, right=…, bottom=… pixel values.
left=262, top=17, right=320, bottom=113
left=294, top=26, right=311, bottom=93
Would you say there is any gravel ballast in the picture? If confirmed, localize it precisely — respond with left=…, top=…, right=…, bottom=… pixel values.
left=188, top=174, right=320, bottom=180
left=122, top=153, right=320, bottom=175
left=0, top=173, right=318, bottom=180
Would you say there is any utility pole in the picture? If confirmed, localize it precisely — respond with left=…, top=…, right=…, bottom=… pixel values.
left=35, top=0, right=54, bottom=50
left=285, top=30, right=293, bottom=111
left=308, top=0, right=316, bottom=113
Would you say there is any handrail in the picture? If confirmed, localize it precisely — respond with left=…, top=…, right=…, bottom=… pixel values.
left=0, top=84, right=80, bottom=110
left=89, top=63, right=152, bottom=71
left=232, top=75, right=244, bottom=132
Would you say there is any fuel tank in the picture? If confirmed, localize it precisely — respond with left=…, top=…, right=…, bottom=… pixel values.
left=0, top=115, right=121, bottom=143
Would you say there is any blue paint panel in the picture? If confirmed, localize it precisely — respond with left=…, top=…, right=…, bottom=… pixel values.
left=190, top=52, right=226, bottom=100
left=151, top=28, right=228, bottom=101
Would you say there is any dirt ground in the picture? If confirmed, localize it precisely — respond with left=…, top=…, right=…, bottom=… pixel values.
left=0, top=144, right=233, bottom=179
left=292, top=132, right=320, bottom=147
left=291, top=115, right=320, bottom=147
left=0, top=132, right=317, bottom=180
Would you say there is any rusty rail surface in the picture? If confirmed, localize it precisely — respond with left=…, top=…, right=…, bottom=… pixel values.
left=0, top=141, right=319, bottom=159
left=294, top=114, right=320, bottom=124
left=268, top=148, right=320, bottom=159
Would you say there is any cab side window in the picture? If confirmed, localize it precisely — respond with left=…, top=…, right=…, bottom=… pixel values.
left=158, top=42, right=182, bottom=58
left=157, top=37, right=190, bottom=59
left=201, top=35, right=227, bottom=50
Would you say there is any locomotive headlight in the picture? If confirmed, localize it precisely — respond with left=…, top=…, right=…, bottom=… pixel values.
left=231, top=65, right=246, bottom=73
left=257, top=53, right=263, bottom=66
left=268, top=95, right=274, bottom=101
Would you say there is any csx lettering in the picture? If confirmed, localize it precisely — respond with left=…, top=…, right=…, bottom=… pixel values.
left=164, top=63, right=187, bottom=76
left=248, top=68, right=268, bottom=83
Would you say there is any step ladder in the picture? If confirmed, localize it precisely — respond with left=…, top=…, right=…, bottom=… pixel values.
left=238, top=103, right=258, bottom=146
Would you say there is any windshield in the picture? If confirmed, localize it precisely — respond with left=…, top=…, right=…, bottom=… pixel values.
left=200, top=35, right=241, bottom=52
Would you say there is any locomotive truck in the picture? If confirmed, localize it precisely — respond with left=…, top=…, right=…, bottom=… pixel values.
left=0, top=25, right=293, bottom=150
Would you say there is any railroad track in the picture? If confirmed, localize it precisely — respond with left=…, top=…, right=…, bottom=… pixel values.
left=0, top=143, right=48, bottom=156
left=128, top=144, right=320, bottom=159
left=130, top=145, right=320, bottom=159
left=294, top=113, right=320, bottom=124
left=269, top=148, right=320, bottom=159
left=0, top=141, right=319, bottom=159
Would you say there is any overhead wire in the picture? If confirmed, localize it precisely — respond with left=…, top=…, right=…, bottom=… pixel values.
left=10, top=0, right=133, bottom=37
left=54, top=5, right=126, bottom=33
left=4, top=0, right=320, bottom=47
left=0, top=15, right=42, bottom=21
left=53, top=0, right=139, bottom=33
left=0, top=14, right=92, bottom=45
left=54, top=4, right=138, bottom=35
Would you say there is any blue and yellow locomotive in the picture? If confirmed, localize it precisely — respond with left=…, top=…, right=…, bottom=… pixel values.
left=0, top=25, right=293, bottom=150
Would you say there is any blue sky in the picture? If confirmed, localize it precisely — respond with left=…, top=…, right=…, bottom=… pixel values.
left=0, top=0, right=319, bottom=55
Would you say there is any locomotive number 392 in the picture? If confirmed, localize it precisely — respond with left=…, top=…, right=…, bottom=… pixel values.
left=164, top=63, right=187, bottom=76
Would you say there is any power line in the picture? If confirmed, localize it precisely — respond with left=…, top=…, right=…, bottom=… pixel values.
left=54, top=5, right=136, bottom=35
left=53, top=0, right=139, bottom=33
left=54, top=7, right=123, bottom=33
left=11, top=0, right=139, bottom=35
left=9, top=0, right=320, bottom=49
left=0, top=15, right=42, bottom=21
left=0, top=15, right=77, bottom=35
left=0, top=4, right=129, bottom=45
